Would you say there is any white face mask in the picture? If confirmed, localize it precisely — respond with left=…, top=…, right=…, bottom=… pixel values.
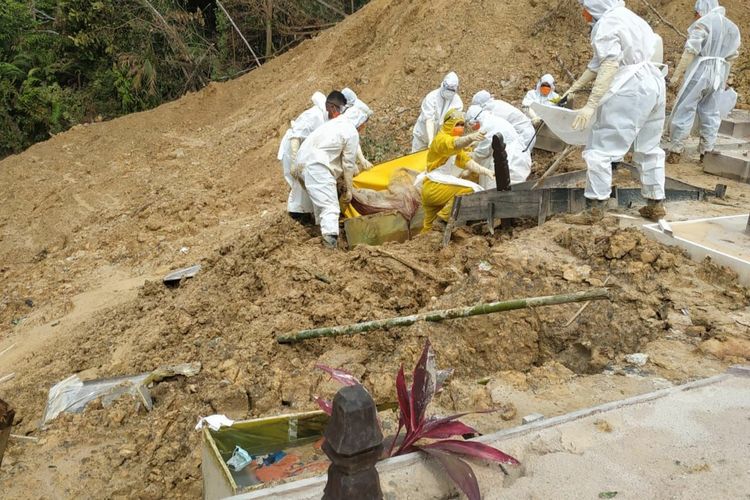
left=441, top=88, right=457, bottom=100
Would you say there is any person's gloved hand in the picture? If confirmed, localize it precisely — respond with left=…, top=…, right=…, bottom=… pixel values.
left=571, top=59, right=617, bottom=131
left=289, top=137, right=301, bottom=167
left=454, top=131, right=486, bottom=149
left=466, top=159, right=495, bottom=179
left=361, top=158, right=373, bottom=170
left=572, top=105, right=596, bottom=130
left=291, top=162, right=304, bottom=180
left=531, top=116, right=542, bottom=126
left=340, top=186, right=353, bottom=205
left=669, top=50, right=696, bottom=90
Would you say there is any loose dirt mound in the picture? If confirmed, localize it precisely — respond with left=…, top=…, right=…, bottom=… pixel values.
left=1, top=0, right=750, bottom=498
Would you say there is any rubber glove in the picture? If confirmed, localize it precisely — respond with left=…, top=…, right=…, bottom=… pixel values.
left=562, top=69, right=597, bottom=101
left=289, top=137, right=301, bottom=167
left=572, top=59, right=618, bottom=131
left=670, top=49, right=696, bottom=89
left=454, top=131, right=486, bottom=149
left=340, top=170, right=354, bottom=205
left=356, top=146, right=373, bottom=171
left=466, top=159, right=495, bottom=179
left=291, top=161, right=304, bottom=180
left=425, top=118, right=436, bottom=146
left=528, top=107, right=541, bottom=126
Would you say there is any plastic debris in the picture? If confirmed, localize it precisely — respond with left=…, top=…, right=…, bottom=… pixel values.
left=226, top=446, right=253, bottom=472
left=163, top=264, right=201, bottom=285
left=530, top=102, right=590, bottom=146
left=195, top=414, right=235, bottom=431
left=624, top=353, right=649, bottom=366
left=42, top=362, right=201, bottom=425
left=522, top=413, right=545, bottom=424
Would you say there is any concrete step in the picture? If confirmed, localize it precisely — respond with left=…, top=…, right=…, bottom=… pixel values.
left=719, top=109, right=750, bottom=139
left=703, top=149, right=750, bottom=183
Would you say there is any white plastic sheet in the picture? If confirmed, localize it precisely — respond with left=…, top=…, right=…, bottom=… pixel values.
left=531, top=102, right=591, bottom=146
left=716, top=87, right=737, bottom=119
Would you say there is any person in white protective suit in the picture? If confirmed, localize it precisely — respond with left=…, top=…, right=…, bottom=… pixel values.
left=522, top=74, right=561, bottom=125
left=293, top=104, right=372, bottom=248
left=465, top=105, right=532, bottom=188
left=666, top=0, right=741, bottom=164
left=278, top=90, right=348, bottom=224
left=471, top=90, right=537, bottom=151
left=342, top=87, right=376, bottom=172
left=563, top=0, right=667, bottom=223
left=411, top=72, right=463, bottom=152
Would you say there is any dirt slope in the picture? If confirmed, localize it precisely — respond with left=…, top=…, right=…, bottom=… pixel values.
left=1, top=0, right=749, bottom=498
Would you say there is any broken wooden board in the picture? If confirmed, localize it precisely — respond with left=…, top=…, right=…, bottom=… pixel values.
left=718, top=109, right=750, bottom=139
left=703, top=150, right=750, bottom=183
left=533, top=125, right=567, bottom=153
left=442, top=165, right=717, bottom=246
left=344, top=210, right=423, bottom=248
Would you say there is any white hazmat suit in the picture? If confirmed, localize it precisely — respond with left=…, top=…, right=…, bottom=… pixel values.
left=576, top=0, right=666, bottom=202
left=278, top=92, right=327, bottom=214
left=295, top=105, right=371, bottom=238
left=342, top=87, right=375, bottom=171
left=412, top=72, right=463, bottom=152
left=472, top=90, right=537, bottom=150
left=522, top=74, right=561, bottom=123
left=466, top=105, right=532, bottom=188
left=668, top=0, right=741, bottom=155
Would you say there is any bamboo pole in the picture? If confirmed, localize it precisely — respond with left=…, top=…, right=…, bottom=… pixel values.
left=531, top=145, right=578, bottom=190
left=215, top=0, right=262, bottom=68
left=277, top=288, right=611, bottom=344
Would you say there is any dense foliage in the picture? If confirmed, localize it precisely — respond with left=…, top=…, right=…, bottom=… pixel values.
left=0, top=0, right=368, bottom=157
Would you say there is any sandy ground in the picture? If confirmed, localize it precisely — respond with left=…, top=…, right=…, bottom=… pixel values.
left=1, top=0, right=750, bottom=497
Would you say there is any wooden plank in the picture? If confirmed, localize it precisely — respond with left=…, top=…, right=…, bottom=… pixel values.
left=533, top=126, right=567, bottom=153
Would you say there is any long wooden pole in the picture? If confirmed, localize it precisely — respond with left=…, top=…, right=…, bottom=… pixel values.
left=277, top=288, right=611, bottom=344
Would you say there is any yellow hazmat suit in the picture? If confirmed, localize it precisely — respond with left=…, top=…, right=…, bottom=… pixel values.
left=421, top=110, right=477, bottom=231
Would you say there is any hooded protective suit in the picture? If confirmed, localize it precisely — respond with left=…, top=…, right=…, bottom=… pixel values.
left=420, top=109, right=485, bottom=231
left=522, top=74, right=561, bottom=115
left=472, top=90, right=537, bottom=149
left=412, top=72, right=464, bottom=152
left=466, top=105, right=531, bottom=187
left=278, top=92, right=327, bottom=214
left=668, top=0, right=741, bottom=154
left=296, top=106, right=370, bottom=237
left=578, top=0, right=666, bottom=201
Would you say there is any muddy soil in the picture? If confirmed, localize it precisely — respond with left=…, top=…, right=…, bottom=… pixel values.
left=1, top=0, right=749, bottom=498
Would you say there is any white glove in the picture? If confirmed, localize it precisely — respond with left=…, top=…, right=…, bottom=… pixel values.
left=563, top=69, right=597, bottom=100
left=454, top=131, right=486, bottom=149
left=289, top=137, right=301, bottom=167
left=466, top=159, right=495, bottom=179
left=572, top=59, right=617, bottom=131
left=528, top=107, right=541, bottom=126
left=669, top=50, right=696, bottom=89
left=356, top=146, right=373, bottom=171
left=425, top=118, right=436, bottom=146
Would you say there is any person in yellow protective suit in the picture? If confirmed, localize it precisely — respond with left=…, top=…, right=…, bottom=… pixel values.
left=421, top=109, right=491, bottom=232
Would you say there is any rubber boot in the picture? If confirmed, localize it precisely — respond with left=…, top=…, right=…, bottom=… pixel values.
left=322, top=234, right=338, bottom=249
left=638, top=199, right=667, bottom=221
left=666, top=151, right=681, bottom=164
left=564, top=199, right=607, bottom=225
left=289, top=212, right=315, bottom=226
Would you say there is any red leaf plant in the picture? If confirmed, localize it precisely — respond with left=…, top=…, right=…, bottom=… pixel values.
left=314, top=340, right=519, bottom=500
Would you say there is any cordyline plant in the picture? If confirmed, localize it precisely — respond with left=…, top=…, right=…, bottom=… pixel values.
left=314, top=340, right=519, bottom=500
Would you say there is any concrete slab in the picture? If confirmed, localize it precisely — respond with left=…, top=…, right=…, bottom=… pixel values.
left=703, top=149, right=750, bottom=183
left=641, top=214, right=750, bottom=286
left=718, top=109, right=750, bottom=139
left=228, top=369, right=750, bottom=499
